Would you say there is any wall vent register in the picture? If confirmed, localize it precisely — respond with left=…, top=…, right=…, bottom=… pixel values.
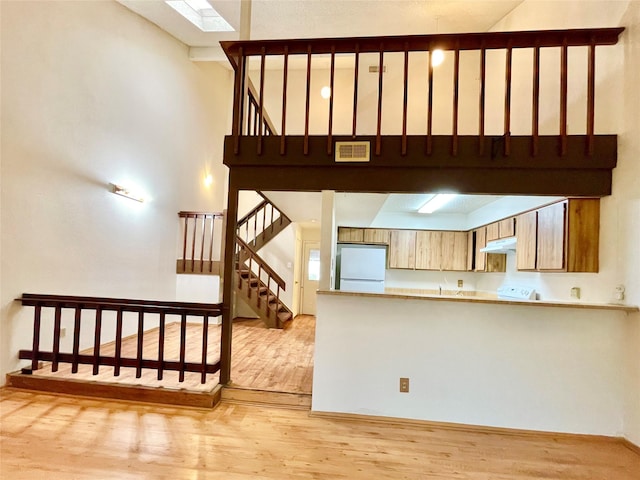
left=497, top=285, right=536, bottom=300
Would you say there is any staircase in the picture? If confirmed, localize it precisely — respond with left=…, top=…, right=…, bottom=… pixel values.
left=234, top=193, right=293, bottom=329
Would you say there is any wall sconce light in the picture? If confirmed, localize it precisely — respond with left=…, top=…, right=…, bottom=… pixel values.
left=204, top=174, right=213, bottom=187
left=110, top=183, right=145, bottom=202
left=320, top=86, right=331, bottom=99
left=431, top=49, right=445, bottom=67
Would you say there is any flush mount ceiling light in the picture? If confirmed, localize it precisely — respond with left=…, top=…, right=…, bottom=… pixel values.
left=165, top=0, right=234, bottom=32
left=110, top=183, right=145, bottom=203
left=418, top=193, right=457, bottom=214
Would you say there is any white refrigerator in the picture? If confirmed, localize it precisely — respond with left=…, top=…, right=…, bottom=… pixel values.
left=338, top=246, right=386, bottom=293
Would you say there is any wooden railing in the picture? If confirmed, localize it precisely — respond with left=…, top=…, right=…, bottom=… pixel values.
left=18, top=294, right=222, bottom=384
left=178, top=211, right=224, bottom=274
left=247, top=79, right=277, bottom=136
left=236, top=192, right=290, bottom=247
left=235, top=237, right=286, bottom=319
left=222, top=28, right=623, bottom=158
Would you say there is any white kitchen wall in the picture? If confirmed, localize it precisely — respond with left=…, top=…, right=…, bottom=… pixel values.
left=314, top=293, right=627, bottom=436
left=0, top=1, right=232, bottom=379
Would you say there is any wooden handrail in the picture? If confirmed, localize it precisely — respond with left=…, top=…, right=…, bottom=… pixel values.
left=237, top=199, right=269, bottom=229
left=236, top=236, right=286, bottom=290
left=18, top=294, right=222, bottom=384
left=178, top=211, right=224, bottom=274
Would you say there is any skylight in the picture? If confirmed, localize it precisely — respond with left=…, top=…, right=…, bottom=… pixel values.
left=166, top=0, right=234, bottom=32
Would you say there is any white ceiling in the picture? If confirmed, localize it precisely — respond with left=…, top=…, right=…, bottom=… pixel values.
left=118, top=0, right=525, bottom=60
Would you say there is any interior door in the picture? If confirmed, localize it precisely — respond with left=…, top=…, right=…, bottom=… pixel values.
left=301, top=241, right=320, bottom=315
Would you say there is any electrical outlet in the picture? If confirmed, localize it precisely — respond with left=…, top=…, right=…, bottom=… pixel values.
left=399, top=377, right=409, bottom=393
left=570, top=287, right=580, bottom=299
left=615, top=285, right=625, bottom=301
left=457, top=279, right=463, bottom=288
left=60, top=327, right=66, bottom=338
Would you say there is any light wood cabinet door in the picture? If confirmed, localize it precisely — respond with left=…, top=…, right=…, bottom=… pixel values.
left=415, top=231, right=442, bottom=270
left=537, top=202, right=566, bottom=270
left=474, top=228, right=486, bottom=271
left=516, top=211, right=537, bottom=270
left=566, top=199, right=599, bottom=272
left=337, top=227, right=364, bottom=243
left=363, top=228, right=390, bottom=245
left=498, top=218, right=515, bottom=238
left=486, top=222, right=500, bottom=241
left=388, top=230, right=416, bottom=269
left=441, top=231, right=468, bottom=271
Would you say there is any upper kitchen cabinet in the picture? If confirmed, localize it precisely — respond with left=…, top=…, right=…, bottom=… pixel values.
left=337, top=227, right=364, bottom=243
left=363, top=228, right=390, bottom=245
left=415, top=231, right=468, bottom=271
left=388, top=230, right=416, bottom=269
left=516, top=210, right=537, bottom=270
left=474, top=227, right=506, bottom=273
left=441, top=231, right=469, bottom=271
left=487, top=218, right=515, bottom=241
left=537, top=199, right=600, bottom=272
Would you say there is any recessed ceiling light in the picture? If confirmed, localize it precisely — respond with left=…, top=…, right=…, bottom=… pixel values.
left=418, top=193, right=457, bottom=214
left=166, top=0, right=234, bottom=32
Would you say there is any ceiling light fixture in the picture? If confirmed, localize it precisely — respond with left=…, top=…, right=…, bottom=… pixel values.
left=110, top=183, right=145, bottom=203
left=165, top=0, right=234, bottom=32
left=418, top=193, right=457, bottom=214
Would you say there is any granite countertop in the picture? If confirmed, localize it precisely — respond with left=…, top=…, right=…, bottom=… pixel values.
left=317, top=289, right=639, bottom=313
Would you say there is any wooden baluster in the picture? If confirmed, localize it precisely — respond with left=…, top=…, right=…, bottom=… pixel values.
left=136, top=310, right=144, bottom=378
left=191, top=215, right=197, bottom=273
left=376, top=44, right=384, bottom=156
left=271, top=204, right=275, bottom=232
left=179, top=313, right=187, bottom=382
left=71, top=306, right=81, bottom=374
left=200, top=314, right=209, bottom=384
left=257, top=264, right=263, bottom=307
left=114, top=308, right=123, bottom=376
left=281, top=46, right=289, bottom=155
left=257, top=47, right=266, bottom=155
left=504, top=43, right=513, bottom=156
left=31, top=304, right=42, bottom=371
left=92, top=307, right=102, bottom=375
left=304, top=45, right=312, bottom=155
left=182, top=215, right=188, bottom=272
left=51, top=306, right=62, bottom=372
left=247, top=256, right=253, bottom=298
left=275, top=286, right=281, bottom=324
left=452, top=46, right=460, bottom=156
left=246, top=101, right=252, bottom=135
left=253, top=104, right=258, bottom=136
left=327, top=46, right=335, bottom=156
left=262, top=204, right=267, bottom=234
left=200, top=215, right=206, bottom=273
left=232, top=47, right=244, bottom=154
left=532, top=45, right=540, bottom=156
left=587, top=39, right=596, bottom=156
left=479, top=46, right=486, bottom=155
left=157, top=312, right=165, bottom=380
left=402, top=43, right=409, bottom=156
left=352, top=45, right=360, bottom=138
left=427, top=47, right=434, bottom=155
left=237, top=246, right=243, bottom=289
left=245, top=221, right=249, bottom=244
left=208, top=215, right=214, bottom=273
left=560, top=40, right=568, bottom=156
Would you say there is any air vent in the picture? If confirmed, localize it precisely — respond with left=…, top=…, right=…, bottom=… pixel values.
left=368, top=65, right=386, bottom=73
left=335, top=142, right=370, bottom=162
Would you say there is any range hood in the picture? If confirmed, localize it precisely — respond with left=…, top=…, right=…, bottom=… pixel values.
left=480, top=236, right=517, bottom=253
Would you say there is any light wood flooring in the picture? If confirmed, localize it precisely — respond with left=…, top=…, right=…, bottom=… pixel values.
left=2, top=388, right=639, bottom=480
left=30, top=315, right=315, bottom=395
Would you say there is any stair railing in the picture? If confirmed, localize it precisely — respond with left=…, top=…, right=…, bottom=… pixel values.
left=235, top=236, right=286, bottom=320
left=18, top=294, right=222, bottom=385
left=236, top=193, right=290, bottom=247
left=178, top=211, right=225, bottom=274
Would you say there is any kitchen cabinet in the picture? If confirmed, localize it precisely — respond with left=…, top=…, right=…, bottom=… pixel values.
left=486, top=222, right=500, bottom=242
left=363, top=228, right=390, bottom=245
left=441, top=231, right=469, bottom=271
left=337, top=227, right=364, bottom=243
left=466, top=231, right=475, bottom=271
left=537, top=199, right=599, bottom=272
left=498, top=217, right=515, bottom=238
left=474, top=227, right=506, bottom=273
left=415, top=231, right=468, bottom=271
left=388, top=230, right=416, bottom=269
left=516, top=210, right=537, bottom=270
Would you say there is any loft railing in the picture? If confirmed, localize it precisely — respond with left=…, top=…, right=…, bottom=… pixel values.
left=247, top=79, right=277, bottom=136
left=178, top=211, right=225, bottom=274
left=222, top=28, right=623, bottom=159
left=235, top=236, right=286, bottom=322
left=236, top=192, right=290, bottom=247
left=18, top=294, right=222, bottom=385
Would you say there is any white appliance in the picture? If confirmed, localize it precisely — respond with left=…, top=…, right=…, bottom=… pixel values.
left=339, top=246, right=386, bottom=293
left=480, top=236, right=517, bottom=253
left=497, top=285, right=536, bottom=300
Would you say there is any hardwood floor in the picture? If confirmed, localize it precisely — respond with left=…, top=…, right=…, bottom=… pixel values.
left=2, top=388, right=639, bottom=480
left=30, top=315, right=315, bottom=395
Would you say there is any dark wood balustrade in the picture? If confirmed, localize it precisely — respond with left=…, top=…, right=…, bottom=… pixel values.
left=178, top=211, right=224, bottom=274
left=18, top=294, right=222, bottom=384
left=236, top=192, right=291, bottom=249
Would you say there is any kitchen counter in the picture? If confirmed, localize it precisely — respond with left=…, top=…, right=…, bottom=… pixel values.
left=317, top=289, right=639, bottom=313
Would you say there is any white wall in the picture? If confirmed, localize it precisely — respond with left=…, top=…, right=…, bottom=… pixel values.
left=0, top=0, right=232, bottom=379
left=314, top=293, right=628, bottom=436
